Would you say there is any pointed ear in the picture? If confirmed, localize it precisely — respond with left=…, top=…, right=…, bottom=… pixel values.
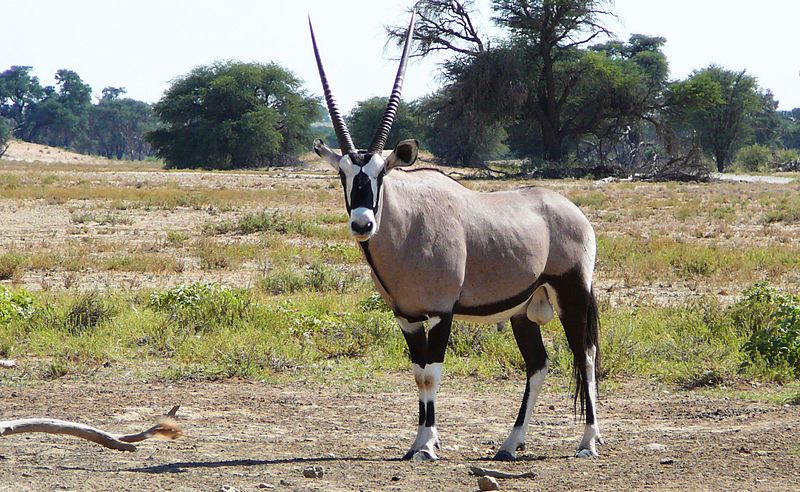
left=385, top=139, right=419, bottom=171
left=314, top=139, right=341, bottom=171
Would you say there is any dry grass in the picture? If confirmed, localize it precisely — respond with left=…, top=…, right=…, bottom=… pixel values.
left=0, top=162, right=797, bottom=305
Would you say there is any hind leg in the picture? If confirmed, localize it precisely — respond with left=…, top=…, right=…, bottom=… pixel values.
left=493, top=315, right=548, bottom=461
left=547, top=273, right=602, bottom=458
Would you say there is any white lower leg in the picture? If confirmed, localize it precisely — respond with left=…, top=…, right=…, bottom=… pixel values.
left=577, top=345, right=601, bottom=458
left=409, top=362, right=442, bottom=457
left=498, top=364, right=548, bottom=457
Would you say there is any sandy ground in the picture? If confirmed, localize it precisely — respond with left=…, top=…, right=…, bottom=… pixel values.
left=1, top=368, right=798, bottom=492
left=711, top=172, right=795, bottom=185
left=2, top=140, right=113, bottom=166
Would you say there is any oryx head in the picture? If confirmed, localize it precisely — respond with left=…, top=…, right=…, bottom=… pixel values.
left=309, top=12, right=419, bottom=242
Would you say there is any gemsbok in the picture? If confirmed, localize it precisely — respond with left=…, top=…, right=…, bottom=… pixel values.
left=309, top=11, right=602, bottom=460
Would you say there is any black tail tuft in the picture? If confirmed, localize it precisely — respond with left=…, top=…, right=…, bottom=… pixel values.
left=572, top=288, right=600, bottom=420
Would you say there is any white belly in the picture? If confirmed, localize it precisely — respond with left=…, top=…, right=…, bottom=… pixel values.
left=453, top=285, right=556, bottom=325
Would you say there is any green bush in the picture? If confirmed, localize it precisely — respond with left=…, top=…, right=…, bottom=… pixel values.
left=0, top=286, right=37, bottom=323
left=730, top=282, right=800, bottom=380
left=359, top=292, right=390, bottom=312
left=258, top=262, right=360, bottom=295
left=149, top=282, right=251, bottom=333
left=773, top=148, right=799, bottom=168
left=734, top=144, right=771, bottom=172
left=205, top=209, right=313, bottom=236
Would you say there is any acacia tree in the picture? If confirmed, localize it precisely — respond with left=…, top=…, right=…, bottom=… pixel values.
left=666, top=66, right=761, bottom=172
left=0, top=66, right=44, bottom=136
left=391, top=0, right=664, bottom=165
left=88, top=87, right=157, bottom=159
left=491, top=0, right=618, bottom=161
left=346, top=97, right=421, bottom=150
left=23, top=69, right=92, bottom=149
left=0, top=117, right=10, bottom=157
left=147, top=61, right=321, bottom=169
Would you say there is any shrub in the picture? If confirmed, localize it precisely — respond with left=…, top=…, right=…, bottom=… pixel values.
left=730, top=282, right=800, bottom=380
left=149, top=282, right=251, bottom=333
left=773, top=148, right=799, bottom=168
left=734, top=144, right=771, bottom=172
left=360, top=292, right=390, bottom=312
left=0, top=286, right=37, bottom=323
left=205, top=209, right=312, bottom=236
left=65, top=291, right=115, bottom=335
left=0, top=253, right=26, bottom=280
left=258, top=262, right=360, bottom=295
left=258, top=268, right=307, bottom=295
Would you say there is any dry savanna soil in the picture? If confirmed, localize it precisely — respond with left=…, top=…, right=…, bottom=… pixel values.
left=1, top=145, right=800, bottom=490
left=1, top=370, right=799, bottom=491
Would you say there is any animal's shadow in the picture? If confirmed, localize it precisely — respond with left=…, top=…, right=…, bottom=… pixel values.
left=124, top=452, right=573, bottom=474
left=125, top=456, right=395, bottom=474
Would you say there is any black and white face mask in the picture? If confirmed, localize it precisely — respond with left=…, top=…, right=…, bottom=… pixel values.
left=337, top=152, right=385, bottom=241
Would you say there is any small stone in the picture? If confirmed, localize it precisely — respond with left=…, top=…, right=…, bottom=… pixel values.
left=478, top=476, right=500, bottom=491
left=302, top=465, right=324, bottom=478
left=219, top=486, right=239, bottom=492
left=257, top=484, right=274, bottom=489
left=660, top=458, right=674, bottom=465
left=391, top=476, right=401, bottom=482
left=279, top=479, right=292, bottom=486
left=548, top=405, right=555, bottom=411
left=646, top=443, right=667, bottom=452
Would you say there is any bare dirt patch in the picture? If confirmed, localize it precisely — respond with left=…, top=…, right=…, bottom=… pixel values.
left=0, top=369, right=798, bottom=491
left=3, top=140, right=116, bottom=166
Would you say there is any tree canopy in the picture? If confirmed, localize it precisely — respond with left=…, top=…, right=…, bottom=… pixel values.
left=666, top=66, right=762, bottom=172
left=345, top=97, right=420, bottom=151
left=89, top=87, right=157, bottom=160
left=0, top=66, right=158, bottom=160
left=385, top=0, right=798, bottom=173
left=147, top=61, right=322, bottom=169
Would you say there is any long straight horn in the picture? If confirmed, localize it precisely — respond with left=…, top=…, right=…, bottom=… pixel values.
left=367, top=10, right=416, bottom=155
left=309, top=17, right=356, bottom=155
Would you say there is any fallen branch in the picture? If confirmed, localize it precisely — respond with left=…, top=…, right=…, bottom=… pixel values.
left=0, top=359, right=16, bottom=369
left=469, top=465, right=537, bottom=479
left=0, top=405, right=181, bottom=452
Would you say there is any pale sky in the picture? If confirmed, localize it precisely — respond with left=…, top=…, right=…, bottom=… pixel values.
left=2, top=0, right=798, bottom=111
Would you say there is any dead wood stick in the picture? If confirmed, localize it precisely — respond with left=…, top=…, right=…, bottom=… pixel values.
left=469, top=465, right=537, bottom=479
left=0, top=405, right=181, bottom=452
left=0, top=359, right=16, bottom=369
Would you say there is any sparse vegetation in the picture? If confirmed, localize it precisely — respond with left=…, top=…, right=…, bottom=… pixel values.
left=0, top=282, right=797, bottom=385
left=0, top=161, right=798, bottom=392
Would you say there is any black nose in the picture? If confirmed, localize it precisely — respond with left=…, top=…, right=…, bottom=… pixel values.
left=351, top=221, right=374, bottom=235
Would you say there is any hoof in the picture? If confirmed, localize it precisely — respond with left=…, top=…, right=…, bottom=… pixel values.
left=403, top=448, right=438, bottom=461
left=575, top=448, right=599, bottom=459
left=492, top=449, right=516, bottom=461
left=412, top=450, right=438, bottom=461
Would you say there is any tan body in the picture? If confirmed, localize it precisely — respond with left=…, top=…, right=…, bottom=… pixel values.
left=365, top=169, right=596, bottom=323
